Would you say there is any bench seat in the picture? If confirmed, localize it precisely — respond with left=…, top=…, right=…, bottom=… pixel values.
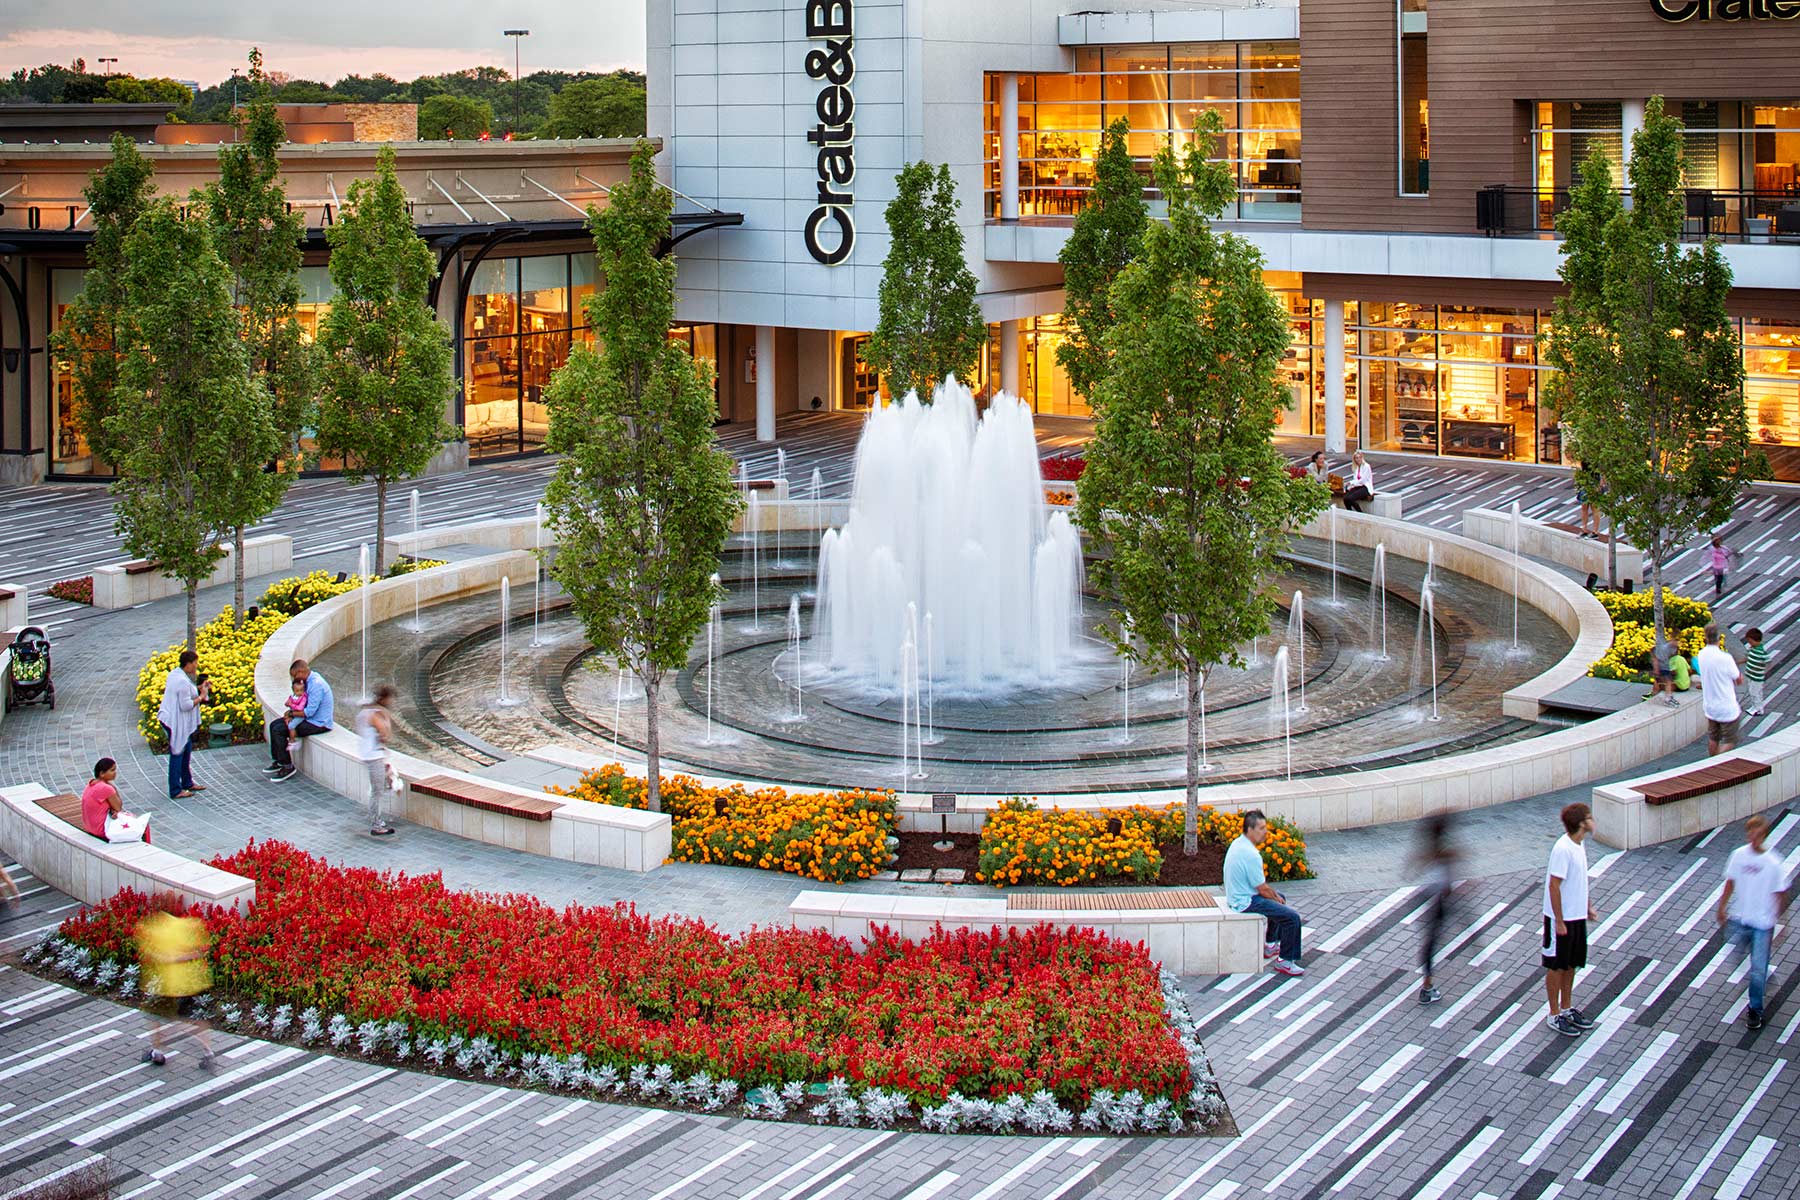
left=1007, top=888, right=1216, bottom=911
left=410, top=774, right=559, bottom=821
left=34, top=791, right=97, bottom=837
left=1636, top=758, right=1772, bottom=806
left=122, top=560, right=159, bottom=576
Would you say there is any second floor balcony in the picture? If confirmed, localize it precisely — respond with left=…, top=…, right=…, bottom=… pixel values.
left=1476, top=185, right=1800, bottom=244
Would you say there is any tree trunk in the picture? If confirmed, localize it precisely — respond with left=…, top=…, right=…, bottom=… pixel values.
left=185, top=582, right=199, bottom=653
left=1184, top=657, right=1201, bottom=857
left=644, top=675, right=662, bottom=813
left=233, top=524, right=247, bottom=626
left=374, top=478, right=388, bottom=576
left=1607, top=514, right=1618, bottom=591
left=1651, top=550, right=1666, bottom=648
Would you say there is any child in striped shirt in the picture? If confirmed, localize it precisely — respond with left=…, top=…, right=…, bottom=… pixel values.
left=1744, top=627, right=1770, bottom=716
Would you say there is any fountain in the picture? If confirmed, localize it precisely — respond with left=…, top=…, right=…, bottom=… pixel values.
left=776, top=447, right=787, bottom=486
left=814, top=379, right=1084, bottom=695
left=1117, top=630, right=1133, bottom=745
left=530, top=502, right=547, bottom=648
left=358, top=543, right=370, bottom=701
left=496, top=576, right=520, bottom=706
left=1270, top=646, right=1293, bottom=780
left=1511, top=500, right=1522, bottom=652
left=1417, top=581, right=1442, bottom=722
left=408, top=491, right=422, bottom=633
left=1370, top=543, right=1389, bottom=660
left=1329, top=506, right=1339, bottom=605
left=923, top=612, right=938, bottom=745
left=1287, top=590, right=1308, bottom=713
left=785, top=595, right=805, bottom=720
left=809, top=468, right=824, bottom=546
left=704, top=574, right=720, bottom=745
left=748, top=492, right=762, bottom=631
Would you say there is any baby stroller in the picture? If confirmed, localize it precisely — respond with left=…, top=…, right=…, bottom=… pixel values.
left=8, top=626, right=53, bottom=710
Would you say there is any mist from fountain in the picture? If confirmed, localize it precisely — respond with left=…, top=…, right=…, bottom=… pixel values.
left=814, top=379, right=1084, bottom=695
left=785, top=595, right=805, bottom=721
left=748, top=492, right=762, bottom=632
left=704, top=574, right=719, bottom=745
left=1415, top=581, right=1442, bottom=721
left=1287, top=590, right=1308, bottom=713
left=1270, top=645, right=1293, bottom=780
left=1370, top=543, right=1389, bottom=661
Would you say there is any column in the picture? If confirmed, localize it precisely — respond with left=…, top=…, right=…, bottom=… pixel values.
left=755, top=325, right=776, bottom=443
left=1323, top=299, right=1347, bottom=454
left=1621, top=99, right=1646, bottom=171
left=999, top=72, right=1020, bottom=222
left=999, top=319, right=1021, bottom=398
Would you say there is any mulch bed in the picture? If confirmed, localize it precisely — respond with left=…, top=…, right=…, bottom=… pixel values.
left=891, top=833, right=1227, bottom=887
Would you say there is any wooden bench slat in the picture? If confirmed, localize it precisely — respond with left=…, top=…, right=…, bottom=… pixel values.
left=34, top=792, right=103, bottom=840
left=1637, top=758, right=1771, bottom=805
left=411, top=774, right=559, bottom=822
left=1007, top=887, right=1216, bottom=911
left=122, top=560, right=159, bottom=576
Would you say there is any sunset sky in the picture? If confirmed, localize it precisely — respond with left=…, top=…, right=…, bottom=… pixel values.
left=1, top=1, right=649, bottom=86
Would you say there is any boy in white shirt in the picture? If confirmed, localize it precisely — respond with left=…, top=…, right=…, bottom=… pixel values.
left=1543, top=802, right=1599, bottom=1038
left=1718, top=814, right=1790, bottom=1031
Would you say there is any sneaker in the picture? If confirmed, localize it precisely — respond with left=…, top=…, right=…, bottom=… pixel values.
left=1419, top=986, right=1442, bottom=1005
left=1547, top=1012, right=1581, bottom=1037
left=198, top=1052, right=219, bottom=1073
left=141, top=1048, right=166, bottom=1066
left=261, top=763, right=283, bottom=774
left=1565, top=1006, right=1597, bottom=1030
left=371, top=825, right=394, bottom=837
left=1262, top=942, right=1282, bottom=960
left=1749, top=1009, right=1765, bottom=1031
left=1665, top=698, right=1680, bottom=708
left=1271, top=959, right=1306, bottom=977
left=273, top=766, right=297, bottom=782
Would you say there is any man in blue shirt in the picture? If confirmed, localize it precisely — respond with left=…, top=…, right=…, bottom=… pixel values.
left=1224, top=810, right=1305, bottom=976
left=264, top=659, right=334, bottom=782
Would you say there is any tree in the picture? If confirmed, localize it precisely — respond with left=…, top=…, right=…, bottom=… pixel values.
left=202, top=50, right=315, bottom=623
left=107, top=200, right=279, bottom=649
left=1056, top=118, right=1149, bottom=403
left=47, top=134, right=156, bottom=472
left=1541, top=96, right=1759, bottom=644
left=863, top=161, right=986, bottom=401
left=1076, top=112, right=1326, bottom=856
left=543, top=142, right=742, bottom=813
left=418, top=93, right=494, bottom=140
left=314, top=146, right=457, bottom=574
left=542, top=76, right=646, bottom=139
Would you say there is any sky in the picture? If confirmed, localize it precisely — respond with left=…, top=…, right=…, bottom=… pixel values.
left=0, top=1, right=649, bottom=87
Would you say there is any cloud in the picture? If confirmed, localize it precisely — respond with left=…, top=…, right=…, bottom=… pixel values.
left=0, top=3, right=646, bottom=85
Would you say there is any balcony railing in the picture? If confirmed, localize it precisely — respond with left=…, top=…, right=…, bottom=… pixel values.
left=1475, top=185, right=1800, bottom=243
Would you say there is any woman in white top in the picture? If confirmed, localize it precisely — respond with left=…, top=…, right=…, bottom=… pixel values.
left=1304, top=450, right=1330, bottom=487
left=356, top=686, right=397, bottom=837
left=157, top=650, right=210, bottom=799
left=1343, top=450, right=1375, bottom=513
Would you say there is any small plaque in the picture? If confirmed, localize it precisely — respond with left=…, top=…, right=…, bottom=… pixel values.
left=931, top=792, right=957, bottom=814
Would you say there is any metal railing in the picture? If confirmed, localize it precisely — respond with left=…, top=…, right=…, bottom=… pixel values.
left=1476, top=185, right=1800, bottom=243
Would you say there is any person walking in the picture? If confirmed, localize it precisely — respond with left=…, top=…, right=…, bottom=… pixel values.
left=1417, top=814, right=1459, bottom=1004
left=356, top=686, right=398, bottom=837
left=1743, top=627, right=1770, bottom=717
left=1708, top=533, right=1738, bottom=600
left=1695, top=622, right=1742, bottom=756
left=264, top=659, right=334, bottom=782
left=1544, top=802, right=1598, bottom=1037
left=1717, top=814, right=1790, bottom=1031
left=1342, top=450, right=1375, bottom=513
left=157, top=651, right=210, bottom=800
left=137, top=908, right=216, bottom=1069
left=1225, top=810, right=1306, bottom=976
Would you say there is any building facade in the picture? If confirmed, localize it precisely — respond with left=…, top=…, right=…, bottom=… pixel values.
left=648, top=0, right=1800, bottom=479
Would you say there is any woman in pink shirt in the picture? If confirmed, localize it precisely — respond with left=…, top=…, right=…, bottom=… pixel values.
left=1709, top=533, right=1737, bottom=601
left=79, top=758, right=150, bottom=844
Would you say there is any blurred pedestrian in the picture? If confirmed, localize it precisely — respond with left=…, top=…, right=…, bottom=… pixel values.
left=1717, top=815, right=1790, bottom=1031
left=137, top=909, right=215, bottom=1069
left=1696, top=622, right=1742, bottom=755
left=1417, top=814, right=1459, bottom=1004
left=356, top=685, right=398, bottom=837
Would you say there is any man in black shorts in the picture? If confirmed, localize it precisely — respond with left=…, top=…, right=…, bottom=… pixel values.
left=1544, top=802, right=1598, bottom=1037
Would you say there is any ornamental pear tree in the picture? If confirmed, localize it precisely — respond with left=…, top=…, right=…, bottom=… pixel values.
left=1541, top=96, right=1759, bottom=645
left=1077, top=110, right=1326, bottom=856
left=864, top=161, right=987, bottom=401
left=314, top=146, right=457, bottom=574
left=107, top=200, right=281, bottom=650
left=47, top=133, right=155, bottom=471
left=543, top=141, right=742, bottom=813
left=1057, top=118, right=1149, bottom=403
left=203, top=49, right=315, bottom=622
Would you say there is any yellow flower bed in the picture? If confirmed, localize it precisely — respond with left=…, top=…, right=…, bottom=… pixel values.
left=551, top=764, right=897, bottom=883
left=1587, top=589, right=1712, bottom=682
left=977, top=799, right=1311, bottom=887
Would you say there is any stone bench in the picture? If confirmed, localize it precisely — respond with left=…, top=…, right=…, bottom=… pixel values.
left=410, top=774, right=559, bottom=822
left=0, top=585, right=25, bottom=630
left=0, top=783, right=256, bottom=911
left=1461, top=507, right=1644, bottom=586
left=1593, top=725, right=1800, bottom=849
left=788, top=888, right=1264, bottom=976
left=92, top=534, right=294, bottom=609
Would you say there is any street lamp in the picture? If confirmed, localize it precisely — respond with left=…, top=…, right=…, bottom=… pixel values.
left=97, top=57, right=118, bottom=76
left=230, top=67, right=240, bottom=109
left=503, top=29, right=530, bottom=137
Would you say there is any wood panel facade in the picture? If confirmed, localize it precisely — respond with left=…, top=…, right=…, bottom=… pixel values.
left=1299, top=0, right=1800, bottom=233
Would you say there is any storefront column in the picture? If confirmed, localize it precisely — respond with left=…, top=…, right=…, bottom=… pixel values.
left=999, top=319, right=1021, bottom=397
left=1622, top=99, right=1645, bottom=168
left=1323, top=299, right=1347, bottom=454
left=999, top=73, right=1020, bottom=222
left=755, top=325, right=776, bottom=443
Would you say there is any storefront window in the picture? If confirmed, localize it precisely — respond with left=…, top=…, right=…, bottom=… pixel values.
left=457, top=253, right=594, bottom=458
left=294, top=266, right=334, bottom=343
left=49, top=269, right=113, bottom=478
left=1022, top=315, right=1087, bottom=417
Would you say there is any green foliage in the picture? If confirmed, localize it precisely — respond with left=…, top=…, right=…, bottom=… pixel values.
left=1076, top=110, right=1326, bottom=855
left=542, top=77, right=647, bottom=138
left=544, top=142, right=744, bottom=812
left=99, top=76, right=193, bottom=106
left=1056, top=118, right=1149, bottom=403
left=418, top=93, right=494, bottom=140
left=1542, top=96, right=1760, bottom=644
left=47, top=134, right=156, bottom=470
left=106, top=200, right=281, bottom=650
left=864, top=162, right=987, bottom=402
left=314, top=147, right=458, bottom=574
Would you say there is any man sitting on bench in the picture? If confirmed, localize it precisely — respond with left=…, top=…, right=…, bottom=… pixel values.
left=265, top=659, right=333, bottom=782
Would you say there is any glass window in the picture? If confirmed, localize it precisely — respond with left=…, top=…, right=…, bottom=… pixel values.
left=295, top=265, right=334, bottom=343
left=49, top=269, right=112, bottom=477
left=1398, top=0, right=1429, bottom=194
left=520, top=256, right=569, bottom=332
left=1170, top=45, right=1237, bottom=72
left=572, top=253, right=597, bottom=326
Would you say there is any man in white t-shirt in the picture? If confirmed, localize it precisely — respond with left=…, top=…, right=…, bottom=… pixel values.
left=1717, top=814, right=1790, bottom=1031
left=1543, top=802, right=1598, bottom=1038
left=1695, top=622, right=1743, bottom=756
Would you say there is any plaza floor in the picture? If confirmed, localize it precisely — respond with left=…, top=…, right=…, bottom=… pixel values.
left=2, top=418, right=1799, bottom=1197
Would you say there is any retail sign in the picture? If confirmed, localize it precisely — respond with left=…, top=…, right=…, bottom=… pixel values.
left=1651, top=0, right=1800, bottom=20
left=803, top=0, right=857, bottom=266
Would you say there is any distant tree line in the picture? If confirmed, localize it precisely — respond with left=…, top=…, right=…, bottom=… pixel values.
left=1, top=59, right=646, bottom=140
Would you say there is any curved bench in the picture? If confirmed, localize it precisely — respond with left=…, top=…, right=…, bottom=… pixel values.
left=1592, top=724, right=1800, bottom=849
left=788, top=888, right=1264, bottom=976
left=0, top=783, right=255, bottom=911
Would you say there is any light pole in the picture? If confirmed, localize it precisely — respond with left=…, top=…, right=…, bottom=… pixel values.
left=503, top=29, right=530, bottom=137
left=230, top=67, right=240, bottom=109
left=97, top=57, right=118, bottom=76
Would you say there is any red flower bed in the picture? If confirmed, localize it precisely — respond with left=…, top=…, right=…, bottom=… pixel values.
left=1039, top=455, right=1086, bottom=482
left=48, top=576, right=94, bottom=605
left=59, top=841, right=1191, bottom=1107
